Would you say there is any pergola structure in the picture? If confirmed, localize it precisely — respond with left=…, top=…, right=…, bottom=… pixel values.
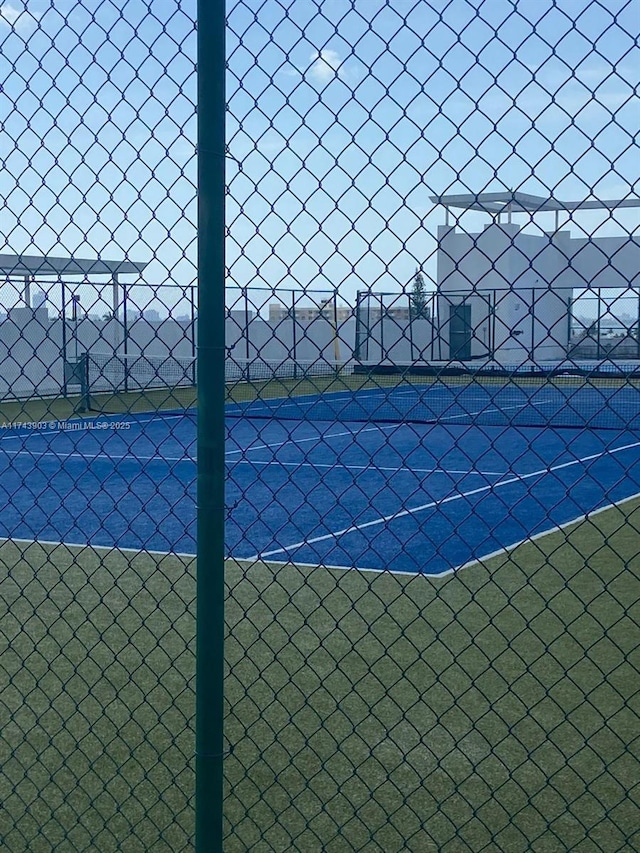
left=429, top=192, right=640, bottom=229
left=0, top=252, right=147, bottom=315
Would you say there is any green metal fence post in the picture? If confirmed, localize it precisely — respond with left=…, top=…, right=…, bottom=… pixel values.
left=196, top=0, right=226, bottom=851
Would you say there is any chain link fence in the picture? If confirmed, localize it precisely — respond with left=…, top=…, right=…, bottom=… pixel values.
left=1, top=1, right=639, bottom=851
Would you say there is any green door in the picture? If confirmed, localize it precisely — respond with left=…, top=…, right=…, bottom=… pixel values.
left=449, top=303, right=472, bottom=360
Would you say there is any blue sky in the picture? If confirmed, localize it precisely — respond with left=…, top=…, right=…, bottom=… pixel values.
left=1, top=0, right=638, bottom=313
left=0, top=0, right=197, bottom=312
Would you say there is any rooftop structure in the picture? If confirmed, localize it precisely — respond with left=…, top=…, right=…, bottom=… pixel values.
left=429, top=192, right=640, bottom=363
left=429, top=192, right=640, bottom=220
left=0, top=253, right=147, bottom=278
left=0, top=252, right=148, bottom=319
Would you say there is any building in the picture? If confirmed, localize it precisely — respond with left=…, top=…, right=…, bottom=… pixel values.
left=430, top=192, right=640, bottom=363
left=269, top=300, right=353, bottom=324
left=363, top=306, right=419, bottom=323
left=32, top=289, right=48, bottom=310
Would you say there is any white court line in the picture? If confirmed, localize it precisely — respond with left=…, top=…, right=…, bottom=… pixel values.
left=0, top=421, right=399, bottom=466
left=1, top=447, right=193, bottom=464
left=1, top=436, right=506, bottom=479
left=0, top=410, right=195, bottom=445
left=225, top=385, right=421, bottom=412
left=228, top=385, right=423, bottom=409
left=224, top=423, right=398, bottom=456
left=232, top=556, right=372, bottom=573
left=101, top=411, right=192, bottom=425
left=226, top=399, right=551, bottom=458
left=231, top=459, right=508, bottom=477
left=248, top=439, right=640, bottom=561
left=0, top=535, right=195, bottom=558
left=228, top=396, right=556, bottom=431
left=228, top=387, right=556, bottom=417
left=436, top=397, right=555, bottom=421
left=235, top=489, right=640, bottom=576
left=1, top=422, right=390, bottom=459
left=229, top=393, right=540, bottom=413
left=442, top=488, right=640, bottom=578
left=8, top=479, right=640, bottom=576
left=0, top=411, right=193, bottom=437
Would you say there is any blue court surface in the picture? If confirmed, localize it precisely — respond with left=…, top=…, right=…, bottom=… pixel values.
left=226, top=377, right=640, bottom=432
left=2, top=405, right=640, bottom=575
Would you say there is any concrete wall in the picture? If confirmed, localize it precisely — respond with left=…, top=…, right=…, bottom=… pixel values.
left=2, top=272, right=638, bottom=399
left=227, top=315, right=357, bottom=369
left=0, top=312, right=63, bottom=397
left=435, top=222, right=639, bottom=363
left=0, top=303, right=439, bottom=399
left=0, top=312, right=197, bottom=399
left=491, top=287, right=570, bottom=362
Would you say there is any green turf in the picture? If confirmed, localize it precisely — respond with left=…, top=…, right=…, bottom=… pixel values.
left=0, top=542, right=195, bottom=853
left=225, top=502, right=640, bottom=852
left=1, top=502, right=639, bottom=851
left=0, top=386, right=197, bottom=424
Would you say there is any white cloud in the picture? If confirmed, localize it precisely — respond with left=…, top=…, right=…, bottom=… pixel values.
left=0, top=2, right=40, bottom=29
left=307, top=49, right=342, bottom=83
left=0, top=2, right=20, bottom=24
left=280, top=49, right=346, bottom=84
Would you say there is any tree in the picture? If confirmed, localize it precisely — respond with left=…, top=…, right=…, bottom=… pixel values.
left=410, top=269, right=428, bottom=319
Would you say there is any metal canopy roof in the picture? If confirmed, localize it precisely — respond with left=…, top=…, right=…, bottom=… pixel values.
left=0, top=253, right=147, bottom=277
left=429, top=192, right=640, bottom=215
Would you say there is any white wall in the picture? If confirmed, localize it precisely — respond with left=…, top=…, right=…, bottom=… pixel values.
left=4, top=267, right=639, bottom=401
left=227, top=315, right=357, bottom=370
left=435, top=222, right=640, bottom=363
left=0, top=313, right=63, bottom=397
left=491, top=287, right=570, bottom=362
left=0, top=312, right=197, bottom=400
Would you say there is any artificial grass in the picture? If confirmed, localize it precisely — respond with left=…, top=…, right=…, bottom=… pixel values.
left=0, top=386, right=196, bottom=424
left=225, top=500, right=640, bottom=852
left=0, top=542, right=195, bottom=853
left=1, top=500, right=639, bottom=851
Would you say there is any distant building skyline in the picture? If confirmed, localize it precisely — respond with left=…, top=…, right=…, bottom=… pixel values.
left=268, top=301, right=354, bottom=324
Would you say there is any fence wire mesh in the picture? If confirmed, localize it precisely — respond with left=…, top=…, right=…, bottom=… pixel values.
left=1, top=1, right=639, bottom=851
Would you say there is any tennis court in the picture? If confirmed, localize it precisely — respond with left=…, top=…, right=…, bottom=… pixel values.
left=3, top=374, right=640, bottom=575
